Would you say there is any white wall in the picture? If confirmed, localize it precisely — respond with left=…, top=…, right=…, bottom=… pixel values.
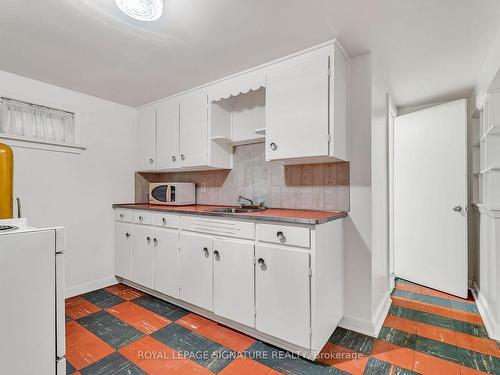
left=341, top=53, right=391, bottom=337
left=0, top=70, right=137, bottom=296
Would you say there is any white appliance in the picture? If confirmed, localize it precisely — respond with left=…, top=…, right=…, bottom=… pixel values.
left=149, top=182, right=196, bottom=205
left=0, top=218, right=66, bottom=375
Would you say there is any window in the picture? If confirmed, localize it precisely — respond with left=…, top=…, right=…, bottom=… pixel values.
left=0, top=97, right=76, bottom=143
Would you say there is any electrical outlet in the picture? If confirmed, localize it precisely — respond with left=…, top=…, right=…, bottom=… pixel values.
left=201, top=183, right=206, bottom=193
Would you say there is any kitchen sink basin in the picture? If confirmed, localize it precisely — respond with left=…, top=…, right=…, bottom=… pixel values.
left=209, top=207, right=267, bottom=213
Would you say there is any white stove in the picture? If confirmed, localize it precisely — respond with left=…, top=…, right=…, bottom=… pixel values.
left=0, top=218, right=66, bottom=375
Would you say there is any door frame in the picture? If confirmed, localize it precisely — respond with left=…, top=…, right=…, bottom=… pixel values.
left=387, top=94, right=397, bottom=291
left=389, top=99, right=469, bottom=296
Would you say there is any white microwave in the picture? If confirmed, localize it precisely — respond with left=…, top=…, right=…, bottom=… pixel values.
left=149, top=182, right=195, bottom=205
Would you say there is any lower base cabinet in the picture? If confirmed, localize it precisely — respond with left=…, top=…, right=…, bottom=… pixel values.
left=213, top=238, right=255, bottom=327
left=179, top=232, right=213, bottom=311
left=154, top=228, right=179, bottom=298
left=255, top=244, right=311, bottom=348
left=132, top=225, right=155, bottom=289
left=114, top=222, right=133, bottom=279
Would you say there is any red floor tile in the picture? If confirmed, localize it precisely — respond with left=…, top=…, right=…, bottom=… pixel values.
left=454, top=331, right=500, bottom=357
left=105, top=284, right=143, bottom=301
left=107, top=301, right=171, bottom=334
left=65, top=296, right=101, bottom=320
left=391, top=296, right=420, bottom=310
left=65, top=321, right=114, bottom=370
left=383, top=315, right=418, bottom=334
left=371, top=340, right=415, bottom=371
left=413, top=351, right=461, bottom=374
left=177, top=313, right=256, bottom=352
left=396, top=282, right=422, bottom=293
left=219, top=357, right=281, bottom=375
left=450, top=309, right=484, bottom=326
left=120, top=336, right=212, bottom=374
left=316, top=342, right=369, bottom=375
left=419, top=302, right=453, bottom=318
left=416, top=322, right=456, bottom=345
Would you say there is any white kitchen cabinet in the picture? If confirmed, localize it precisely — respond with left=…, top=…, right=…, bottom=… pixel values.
left=137, top=105, right=157, bottom=171
left=179, top=89, right=209, bottom=168
left=255, top=244, right=311, bottom=348
left=212, top=238, right=254, bottom=327
left=179, top=232, right=213, bottom=311
left=154, top=228, right=179, bottom=298
left=156, top=99, right=180, bottom=169
left=132, top=225, right=155, bottom=289
left=114, top=222, right=133, bottom=279
left=265, top=42, right=348, bottom=163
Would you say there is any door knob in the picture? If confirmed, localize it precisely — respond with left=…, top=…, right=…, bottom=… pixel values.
left=125, top=232, right=130, bottom=238
left=270, top=142, right=278, bottom=151
left=149, top=158, right=154, bottom=164
left=257, top=257, right=267, bottom=270
left=153, top=238, right=158, bottom=245
left=276, top=231, right=286, bottom=243
left=172, top=156, right=176, bottom=162
left=214, top=250, right=220, bottom=260
left=203, top=247, right=209, bottom=257
left=146, top=236, right=151, bottom=243
left=180, top=154, right=186, bottom=160
left=162, top=217, right=167, bottom=224
left=453, top=205, right=463, bottom=213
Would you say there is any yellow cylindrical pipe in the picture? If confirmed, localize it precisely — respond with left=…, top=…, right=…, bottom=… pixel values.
left=0, top=143, right=13, bottom=219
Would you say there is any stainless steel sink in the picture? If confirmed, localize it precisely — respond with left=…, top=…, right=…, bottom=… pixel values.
left=209, top=207, right=267, bottom=213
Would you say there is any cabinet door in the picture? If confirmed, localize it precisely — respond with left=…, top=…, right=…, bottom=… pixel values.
left=157, top=99, right=180, bottom=169
left=255, top=245, right=311, bottom=348
left=266, top=46, right=330, bottom=161
left=213, top=238, right=254, bottom=327
left=137, top=106, right=157, bottom=170
left=114, top=222, right=133, bottom=279
left=179, top=232, right=212, bottom=310
left=179, top=90, right=208, bottom=168
left=154, top=228, right=179, bottom=298
left=132, top=225, right=155, bottom=288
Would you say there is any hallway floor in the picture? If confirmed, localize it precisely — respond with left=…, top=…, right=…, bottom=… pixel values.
left=65, top=280, right=499, bottom=374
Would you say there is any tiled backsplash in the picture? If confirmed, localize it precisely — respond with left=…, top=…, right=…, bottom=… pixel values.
left=136, top=142, right=349, bottom=211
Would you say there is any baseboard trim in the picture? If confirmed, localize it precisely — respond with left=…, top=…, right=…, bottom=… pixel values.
left=471, top=282, right=500, bottom=340
left=65, top=276, right=118, bottom=298
left=339, top=292, right=392, bottom=338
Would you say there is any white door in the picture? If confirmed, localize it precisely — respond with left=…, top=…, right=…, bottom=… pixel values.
left=255, top=245, right=310, bottom=348
left=394, top=99, right=468, bottom=297
left=154, top=227, right=179, bottom=298
left=179, top=232, right=212, bottom=310
left=266, top=46, right=330, bottom=161
left=114, top=222, right=133, bottom=279
left=132, top=225, right=155, bottom=288
left=213, top=238, right=254, bottom=327
left=157, top=99, right=180, bottom=169
left=0, top=231, right=55, bottom=375
left=179, top=90, right=208, bottom=168
left=137, top=105, right=157, bottom=170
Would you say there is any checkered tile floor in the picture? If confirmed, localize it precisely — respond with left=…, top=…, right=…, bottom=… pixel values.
left=65, top=280, right=500, bottom=374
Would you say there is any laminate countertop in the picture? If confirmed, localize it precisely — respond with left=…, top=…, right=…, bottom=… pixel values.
left=112, top=203, right=347, bottom=225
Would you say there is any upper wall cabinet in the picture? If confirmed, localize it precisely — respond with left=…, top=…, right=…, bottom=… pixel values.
left=266, top=43, right=348, bottom=163
left=137, top=40, right=349, bottom=171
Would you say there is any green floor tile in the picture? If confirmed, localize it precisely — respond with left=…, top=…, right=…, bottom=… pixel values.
left=329, top=327, right=374, bottom=356
left=415, top=336, right=458, bottom=363
left=378, top=327, right=416, bottom=349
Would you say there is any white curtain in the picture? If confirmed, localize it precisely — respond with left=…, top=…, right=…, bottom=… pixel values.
left=0, top=98, right=75, bottom=144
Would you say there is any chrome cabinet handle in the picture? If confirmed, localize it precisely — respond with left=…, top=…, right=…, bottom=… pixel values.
left=162, top=217, right=167, bottom=224
left=180, top=154, right=185, bottom=160
left=147, top=236, right=151, bottom=244
left=149, top=158, right=154, bottom=164
left=257, top=257, right=267, bottom=270
left=270, top=142, right=277, bottom=151
left=125, top=232, right=130, bottom=238
left=276, top=231, right=286, bottom=243
left=453, top=205, right=463, bottom=212
left=153, top=238, right=158, bottom=245
left=172, top=155, right=177, bottom=162
left=139, top=216, right=143, bottom=221
left=119, top=213, right=124, bottom=218
left=214, top=250, right=220, bottom=261
left=203, top=247, right=209, bottom=257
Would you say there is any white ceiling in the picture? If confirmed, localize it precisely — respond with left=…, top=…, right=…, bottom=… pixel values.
left=0, top=0, right=499, bottom=108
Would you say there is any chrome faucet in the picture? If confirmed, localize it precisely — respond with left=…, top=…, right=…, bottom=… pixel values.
left=238, top=195, right=254, bottom=207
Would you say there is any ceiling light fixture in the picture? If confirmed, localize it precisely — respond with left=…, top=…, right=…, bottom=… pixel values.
left=115, top=0, right=163, bottom=21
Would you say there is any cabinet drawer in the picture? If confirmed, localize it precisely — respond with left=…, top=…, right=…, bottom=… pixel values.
left=114, top=210, right=132, bottom=223
left=180, top=216, right=254, bottom=240
left=153, top=213, right=180, bottom=229
left=133, top=211, right=153, bottom=225
left=256, top=223, right=310, bottom=248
